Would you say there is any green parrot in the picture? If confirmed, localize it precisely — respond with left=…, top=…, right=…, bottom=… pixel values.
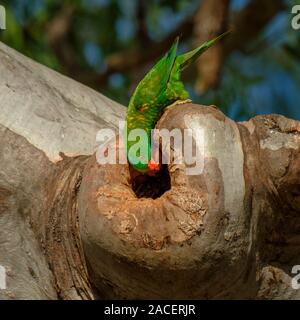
left=125, top=32, right=228, bottom=174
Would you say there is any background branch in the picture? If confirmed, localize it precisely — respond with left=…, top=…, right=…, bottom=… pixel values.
left=71, top=0, right=285, bottom=91
left=193, top=0, right=230, bottom=94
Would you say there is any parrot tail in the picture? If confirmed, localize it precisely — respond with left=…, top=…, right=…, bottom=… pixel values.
left=177, top=31, right=231, bottom=71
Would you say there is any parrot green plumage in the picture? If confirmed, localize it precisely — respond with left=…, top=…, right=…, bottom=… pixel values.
left=126, top=32, right=229, bottom=174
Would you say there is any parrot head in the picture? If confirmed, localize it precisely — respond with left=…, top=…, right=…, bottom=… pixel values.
left=130, top=158, right=160, bottom=175
left=127, top=139, right=161, bottom=175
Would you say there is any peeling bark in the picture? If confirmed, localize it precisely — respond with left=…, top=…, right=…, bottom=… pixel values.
left=0, top=41, right=300, bottom=299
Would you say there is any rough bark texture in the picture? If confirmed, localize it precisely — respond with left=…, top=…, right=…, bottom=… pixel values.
left=0, top=41, right=299, bottom=300
left=0, top=41, right=124, bottom=299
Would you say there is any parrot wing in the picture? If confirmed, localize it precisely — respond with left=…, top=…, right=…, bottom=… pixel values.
left=129, top=38, right=179, bottom=111
left=166, top=31, right=230, bottom=101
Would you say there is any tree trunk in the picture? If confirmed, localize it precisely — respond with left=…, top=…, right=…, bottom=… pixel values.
left=0, top=41, right=299, bottom=300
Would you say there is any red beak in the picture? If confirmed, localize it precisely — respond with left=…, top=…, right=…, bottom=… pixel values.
left=148, top=159, right=160, bottom=173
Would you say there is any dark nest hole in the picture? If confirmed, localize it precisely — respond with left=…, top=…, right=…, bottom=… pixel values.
left=130, top=164, right=171, bottom=199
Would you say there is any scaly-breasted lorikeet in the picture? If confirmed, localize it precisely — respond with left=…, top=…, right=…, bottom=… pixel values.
left=126, top=32, right=228, bottom=174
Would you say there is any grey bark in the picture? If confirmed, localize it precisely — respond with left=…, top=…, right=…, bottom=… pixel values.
left=0, top=41, right=124, bottom=299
